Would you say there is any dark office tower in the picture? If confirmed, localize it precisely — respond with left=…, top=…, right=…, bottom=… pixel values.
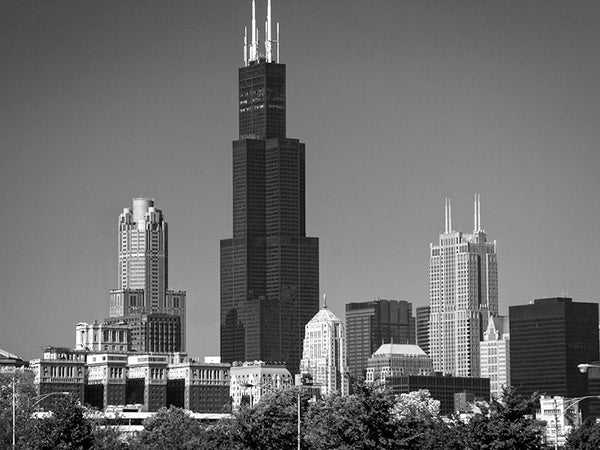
left=510, top=297, right=599, bottom=416
left=416, top=306, right=430, bottom=355
left=220, top=0, right=319, bottom=374
left=345, top=300, right=415, bottom=380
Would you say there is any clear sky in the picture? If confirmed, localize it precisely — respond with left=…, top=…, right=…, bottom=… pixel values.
left=1, top=0, right=599, bottom=360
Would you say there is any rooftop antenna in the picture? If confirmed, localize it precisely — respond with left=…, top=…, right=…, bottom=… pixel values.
left=477, top=194, right=481, bottom=232
left=473, top=194, right=477, bottom=232
left=244, top=26, right=248, bottom=66
left=265, top=0, right=272, bottom=62
left=444, top=198, right=448, bottom=233
left=251, top=0, right=257, bottom=61
left=276, top=22, right=280, bottom=63
left=449, top=198, right=452, bottom=232
left=322, top=293, right=327, bottom=309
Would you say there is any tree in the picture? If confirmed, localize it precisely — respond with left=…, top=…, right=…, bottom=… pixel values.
left=392, top=389, right=440, bottom=421
left=304, top=380, right=399, bottom=450
left=24, top=396, right=94, bottom=450
left=134, top=406, right=203, bottom=450
left=445, top=387, right=543, bottom=450
left=227, top=388, right=302, bottom=450
left=564, top=418, right=600, bottom=450
left=0, top=370, right=37, bottom=449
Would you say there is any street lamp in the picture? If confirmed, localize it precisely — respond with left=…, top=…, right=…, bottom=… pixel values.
left=548, top=395, right=600, bottom=450
left=578, top=363, right=600, bottom=373
left=29, top=391, right=70, bottom=409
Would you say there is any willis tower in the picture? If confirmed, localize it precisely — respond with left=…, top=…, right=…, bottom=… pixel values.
left=220, top=0, right=319, bottom=374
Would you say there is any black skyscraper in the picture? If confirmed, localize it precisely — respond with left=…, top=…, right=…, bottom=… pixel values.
left=220, top=1, right=319, bottom=374
left=510, top=297, right=599, bottom=417
left=346, top=299, right=416, bottom=380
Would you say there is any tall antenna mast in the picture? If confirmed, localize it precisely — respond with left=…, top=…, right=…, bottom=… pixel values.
left=276, top=22, right=280, bottom=63
left=444, top=198, right=448, bottom=234
left=473, top=194, right=477, bottom=232
left=251, top=0, right=257, bottom=61
left=266, top=0, right=272, bottom=62
left=244, top=26, right=248, bottom=66
left=477, top=194, right=481, bottom=232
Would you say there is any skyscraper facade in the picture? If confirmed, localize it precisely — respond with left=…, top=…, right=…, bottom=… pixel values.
left=429, top=196, right=498, bottom=377
left=345, top=299, right=415, bottom=380
left=416, top=306, right=430, bottom=355
left=480, top=315, right=510, bottom=399
left=220, top=1, right=319, bottom=374
left=509, top=297, right=599, bottom=413
left=109, top=198, right=186, bottom=351
left=300, top=301, right=349, bottom=396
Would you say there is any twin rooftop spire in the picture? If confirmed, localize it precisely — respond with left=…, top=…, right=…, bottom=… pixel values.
left=244, top=0, right=280, bottom=66
left=444, top=194, right=483, bottom=234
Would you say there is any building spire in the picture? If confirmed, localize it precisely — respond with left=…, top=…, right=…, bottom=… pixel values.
left=444, top=198, right=452, bottom=233
left=244, top=0, right=279, bottom=65
left=473, top=193, right=482, bottom=232
left=251, top=0, right=257, bottom=61
left=265, top=0, right=272, bottom=62
left=322, top=293, right=327, bottom=309
left=445, top=198, right=448, bottom=233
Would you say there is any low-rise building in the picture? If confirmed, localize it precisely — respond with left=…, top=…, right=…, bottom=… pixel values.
left=167, top=354, right=230, bottom=413
left=365, top=343, right=432, bottom=383
left=31, top=349, right=230, bottom=413
left=536, top=395, right=582, bottom=448
left=75, top=322, right=130, bottom=353
left=381, top=373, right=490, bottom=415
left=30, top=347, right=86, bottom=407
left=230, top=361, right=293, bottom=408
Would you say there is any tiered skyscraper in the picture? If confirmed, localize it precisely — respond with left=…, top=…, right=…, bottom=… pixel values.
left=108, top=198, right=186, bottom=352
left=300, top=297, right=348, bottom=396
left=429, top=195, right=498, bottom=377
left=220, top=0, right=320, bottom=374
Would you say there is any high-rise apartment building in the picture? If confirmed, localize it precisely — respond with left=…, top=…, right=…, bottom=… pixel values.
left=416, top=306, right=430, bottom=355
left=345, top=299, right=415, bottom=380
left=300, top=300, right=349, bottom=396
left=220, top=0, right=319, bottom=374
left=509, top=297, right=599, bottom=416
left=429, top=196, right=498, bottom=377
left=109, top=198, right=186, bottom=351
left=480, top=315, right=510, bottom=399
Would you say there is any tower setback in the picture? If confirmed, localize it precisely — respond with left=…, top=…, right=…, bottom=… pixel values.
left=429, top=195, right=498, bottom=377
left=220, top=0, right=319, bottom=374
left=109, top=198, right=186, bottom=352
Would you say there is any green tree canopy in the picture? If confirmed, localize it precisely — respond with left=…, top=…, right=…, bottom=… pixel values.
left=135, top=406, right=204, bottom=450
left=564, top=418, right=600, bottom=450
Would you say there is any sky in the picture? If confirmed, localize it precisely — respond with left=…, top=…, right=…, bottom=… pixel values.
left=1, top=0, right=599, bottom=361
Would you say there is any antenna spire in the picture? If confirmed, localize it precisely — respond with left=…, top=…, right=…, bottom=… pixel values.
left=266, top=0, right=272, bottom=62
left=477, top=194, right=481, bottom=231
left=322, top=293, right=327, bottom=309
left=448, top=198, right=452, bottom=232
left=444, top=198, right=448, bottom=233
left=244, top=27, right=248, bottom=66
left=251, top=0, right=257, bottom=61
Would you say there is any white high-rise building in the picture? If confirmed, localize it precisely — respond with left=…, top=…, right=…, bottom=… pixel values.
left=480, top=315, right=510, bottom=399
left=429, top=195, right=498, bottom=377
left=300, top=298, right=349, bottom=396
left=109, top=198, right=186, bottom=350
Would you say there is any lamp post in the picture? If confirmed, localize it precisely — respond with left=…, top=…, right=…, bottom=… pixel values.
left=548, top=395, right=600, bottom=450
left=29, top=391, right=70, bottom=409
left=577, top=363, right=600, bottom=374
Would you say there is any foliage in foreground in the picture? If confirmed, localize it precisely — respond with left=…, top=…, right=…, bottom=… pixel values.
left=0, top=378, right=573, bottom=449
